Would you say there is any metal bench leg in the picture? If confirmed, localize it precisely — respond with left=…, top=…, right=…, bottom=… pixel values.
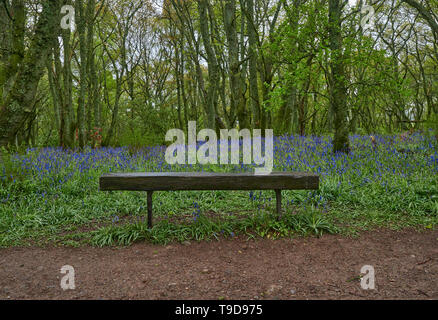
left=147, top=191, right=153, bottom=228
left=275, top=189, right=282, bottom=219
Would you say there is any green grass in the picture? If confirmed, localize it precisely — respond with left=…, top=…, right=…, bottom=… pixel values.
left=0, top=133, right=437, bottom=247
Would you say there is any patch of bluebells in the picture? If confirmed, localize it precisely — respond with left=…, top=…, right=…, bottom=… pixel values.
left=192, top=202, right=201, bottom=221
left=112, top=215, right=120, bottom=224
left=1, top=133, right=437, bottom=215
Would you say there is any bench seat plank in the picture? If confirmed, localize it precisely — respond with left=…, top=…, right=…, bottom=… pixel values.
left=99, top=172, right=319, bottom=191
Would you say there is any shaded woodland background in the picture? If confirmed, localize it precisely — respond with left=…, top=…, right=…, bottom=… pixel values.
left=0, top=0, right=437, bottom=152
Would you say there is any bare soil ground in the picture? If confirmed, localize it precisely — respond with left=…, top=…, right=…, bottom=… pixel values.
left=1, top=228, right=437, bottom=300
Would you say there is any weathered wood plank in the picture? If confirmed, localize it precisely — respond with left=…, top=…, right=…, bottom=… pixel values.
left=147, top=191, right=153, bottom=228
left=99, top=172, right=319, bottom=191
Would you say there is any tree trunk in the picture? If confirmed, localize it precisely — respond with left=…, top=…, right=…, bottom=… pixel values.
left=247, top=0, right=261, bottom=129
left=0, top=0, right=25, bottom=103
left=224, top=0, right=247, bottom=129
left=86, top=0, right=99, bottom=130
left=197, top=0, right=218, bottom=129
left=76, top=0, right=87, bottom=148
left=61, top=28, right=75, bottom=148
left=0, top=0, right=61, bottom=148
left=329, top=0, right=350, bottom=153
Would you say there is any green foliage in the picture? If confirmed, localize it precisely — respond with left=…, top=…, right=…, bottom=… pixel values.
left=0, top=147, right=26, bottom=185
left=286, top=207, right=339, bottom=237
left=116, top=127, right=165, bottom=148
left=425, top=113, right=438, bottom=140
left=90, top=208, right=338, bottom=247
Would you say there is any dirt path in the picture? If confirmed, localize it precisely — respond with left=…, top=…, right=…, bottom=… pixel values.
left=1, top=229, right=437, bottom=300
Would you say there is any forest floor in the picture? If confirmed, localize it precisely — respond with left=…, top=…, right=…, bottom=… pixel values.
left=1, top=228, right=437, bottom=300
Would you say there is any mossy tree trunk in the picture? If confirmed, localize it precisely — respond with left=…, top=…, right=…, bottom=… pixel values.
left=247, top=0, right=261, bottom=129
left=224, top=0, right=241, bottom=129
left=328, top=0, right=350, bottom=153
left=0, top=0, right=25, bottom=103
left=61, top=26, right=75, bottom=149
left=76, top=0, right=87, bottom=149
left=197, top=0, right=218, bottom=130
left=86, top=0, right=100, bottom=131
left=0, top=0, right=61, bottom=148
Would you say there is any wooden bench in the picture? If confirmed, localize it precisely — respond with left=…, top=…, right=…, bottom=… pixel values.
left=99, top=172, right=319, bottom=228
